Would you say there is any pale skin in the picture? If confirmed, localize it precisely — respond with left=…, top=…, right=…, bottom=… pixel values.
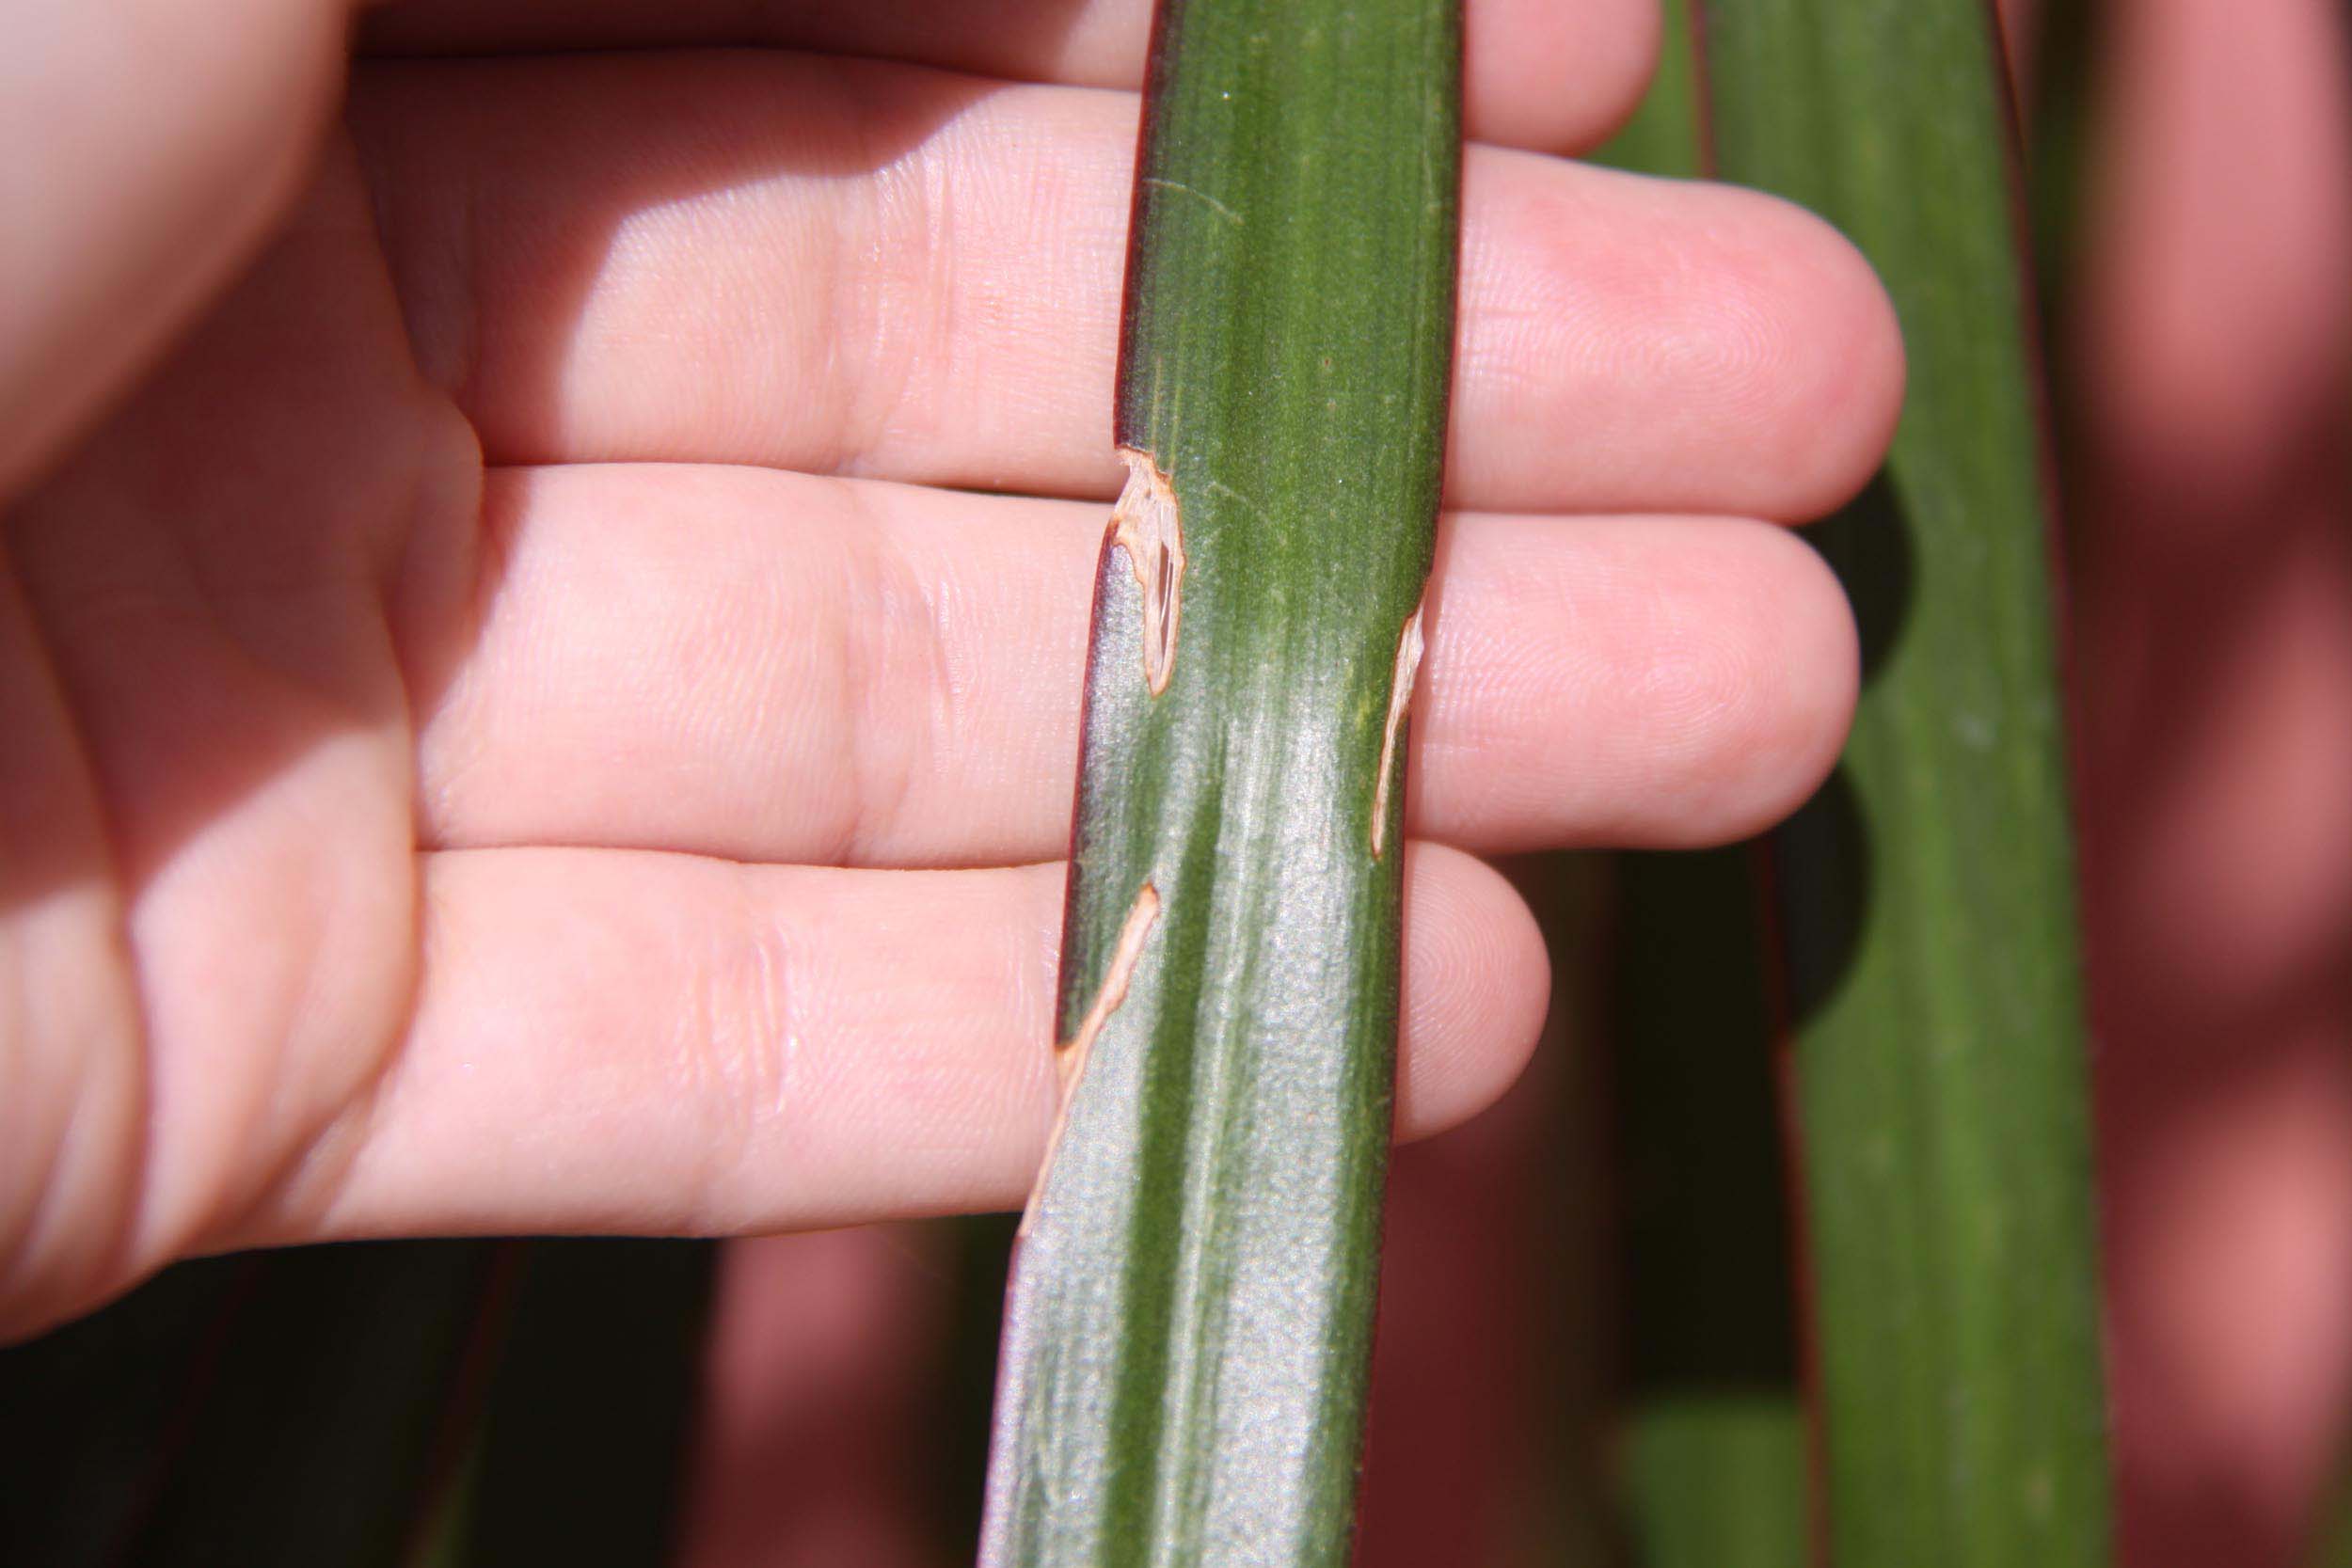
left=14, top=0, right=2350, bottom=1561
left=0, top=0, right=1899, bottom=1343
left=576, top=8, right=2352, bottom=1561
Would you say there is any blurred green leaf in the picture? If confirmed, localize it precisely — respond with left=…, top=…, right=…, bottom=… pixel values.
left=414, top=1240, right=715, bottom=1568
left=1593, top=10, right=1810, bottom=1561
left=0, top=1242, right=497, bottom=1568
left=1, top=1238, right=711, bottom=1568
left=1702, top=0, right=2115, bottom=1560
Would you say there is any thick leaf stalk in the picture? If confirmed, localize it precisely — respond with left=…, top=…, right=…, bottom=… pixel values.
left=977, top=2, right=1461, bottom=1564
left=1702, top=0, right=2115, bottom=1561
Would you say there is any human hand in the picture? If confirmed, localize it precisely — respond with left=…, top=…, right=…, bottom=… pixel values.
left=0, top=0, right=1899, bottom=1338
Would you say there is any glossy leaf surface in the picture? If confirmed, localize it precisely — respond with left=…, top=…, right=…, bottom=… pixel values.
left=979, top=2, right=1461, bottom=1562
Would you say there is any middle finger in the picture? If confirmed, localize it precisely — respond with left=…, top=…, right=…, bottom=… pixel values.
left=406, top=463, right=1859, bottom=866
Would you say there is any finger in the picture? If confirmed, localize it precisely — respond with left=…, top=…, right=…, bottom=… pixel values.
left=0, top=0, right=346, bottom=495
left=258, top=841, right=1547, bottom=1244
left=348, top=53, right=1902, bottom=521
left=406, top=465, right=1855, bottom=864
left=360, top=0, right=1657, bottom=156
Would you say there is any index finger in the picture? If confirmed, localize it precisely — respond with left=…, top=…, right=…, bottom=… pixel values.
left=360, top=0, right=1661, bottom=154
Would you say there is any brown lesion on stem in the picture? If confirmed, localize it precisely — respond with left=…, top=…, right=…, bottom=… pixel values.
left=1371, top=600, right=1425, bottom=860
left=1021, top=879, right=1162, bottom=1236
left=1111, top=448, right=1185, bottom=695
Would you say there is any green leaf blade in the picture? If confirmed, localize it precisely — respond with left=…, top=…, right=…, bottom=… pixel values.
left=980, top=4, right=1461, bottom=1564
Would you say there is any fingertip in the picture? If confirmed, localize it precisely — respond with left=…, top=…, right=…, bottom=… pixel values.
left=1749, top=198, right=1909, bottom=521
left=1587, top=516, right=1857, bottom=845
left=1695, top=521, right=1861, bottom=839
left=1645, top=183, right=1906, bottom=521
left=1412, top=513, right=1858, bottom=852
left=1465, top=0, right=1662, bottom=153
left=1397, top=841, right=1550, bottom=1140
left=1454, top=163, right=1906, bottom=516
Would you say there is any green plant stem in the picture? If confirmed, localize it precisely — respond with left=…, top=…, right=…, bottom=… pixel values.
left=977, top=2, right=1461, bottom=1563
left=1701, top=0, right=2115, bottom=1561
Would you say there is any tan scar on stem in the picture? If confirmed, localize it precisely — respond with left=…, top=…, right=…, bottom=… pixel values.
left=1020, top=880, right=1162, bottom=1236
left=1371, top=601, right=1425, bottom=860
left=1112, top=448, right=1185, bottom=695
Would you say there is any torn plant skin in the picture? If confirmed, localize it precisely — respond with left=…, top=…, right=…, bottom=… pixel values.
left=1110, top=448, right=1185, bottom=695
left=1022, top=879, right=1162, bottom=1236
left=1371, top=599, right=1425, bottom=859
